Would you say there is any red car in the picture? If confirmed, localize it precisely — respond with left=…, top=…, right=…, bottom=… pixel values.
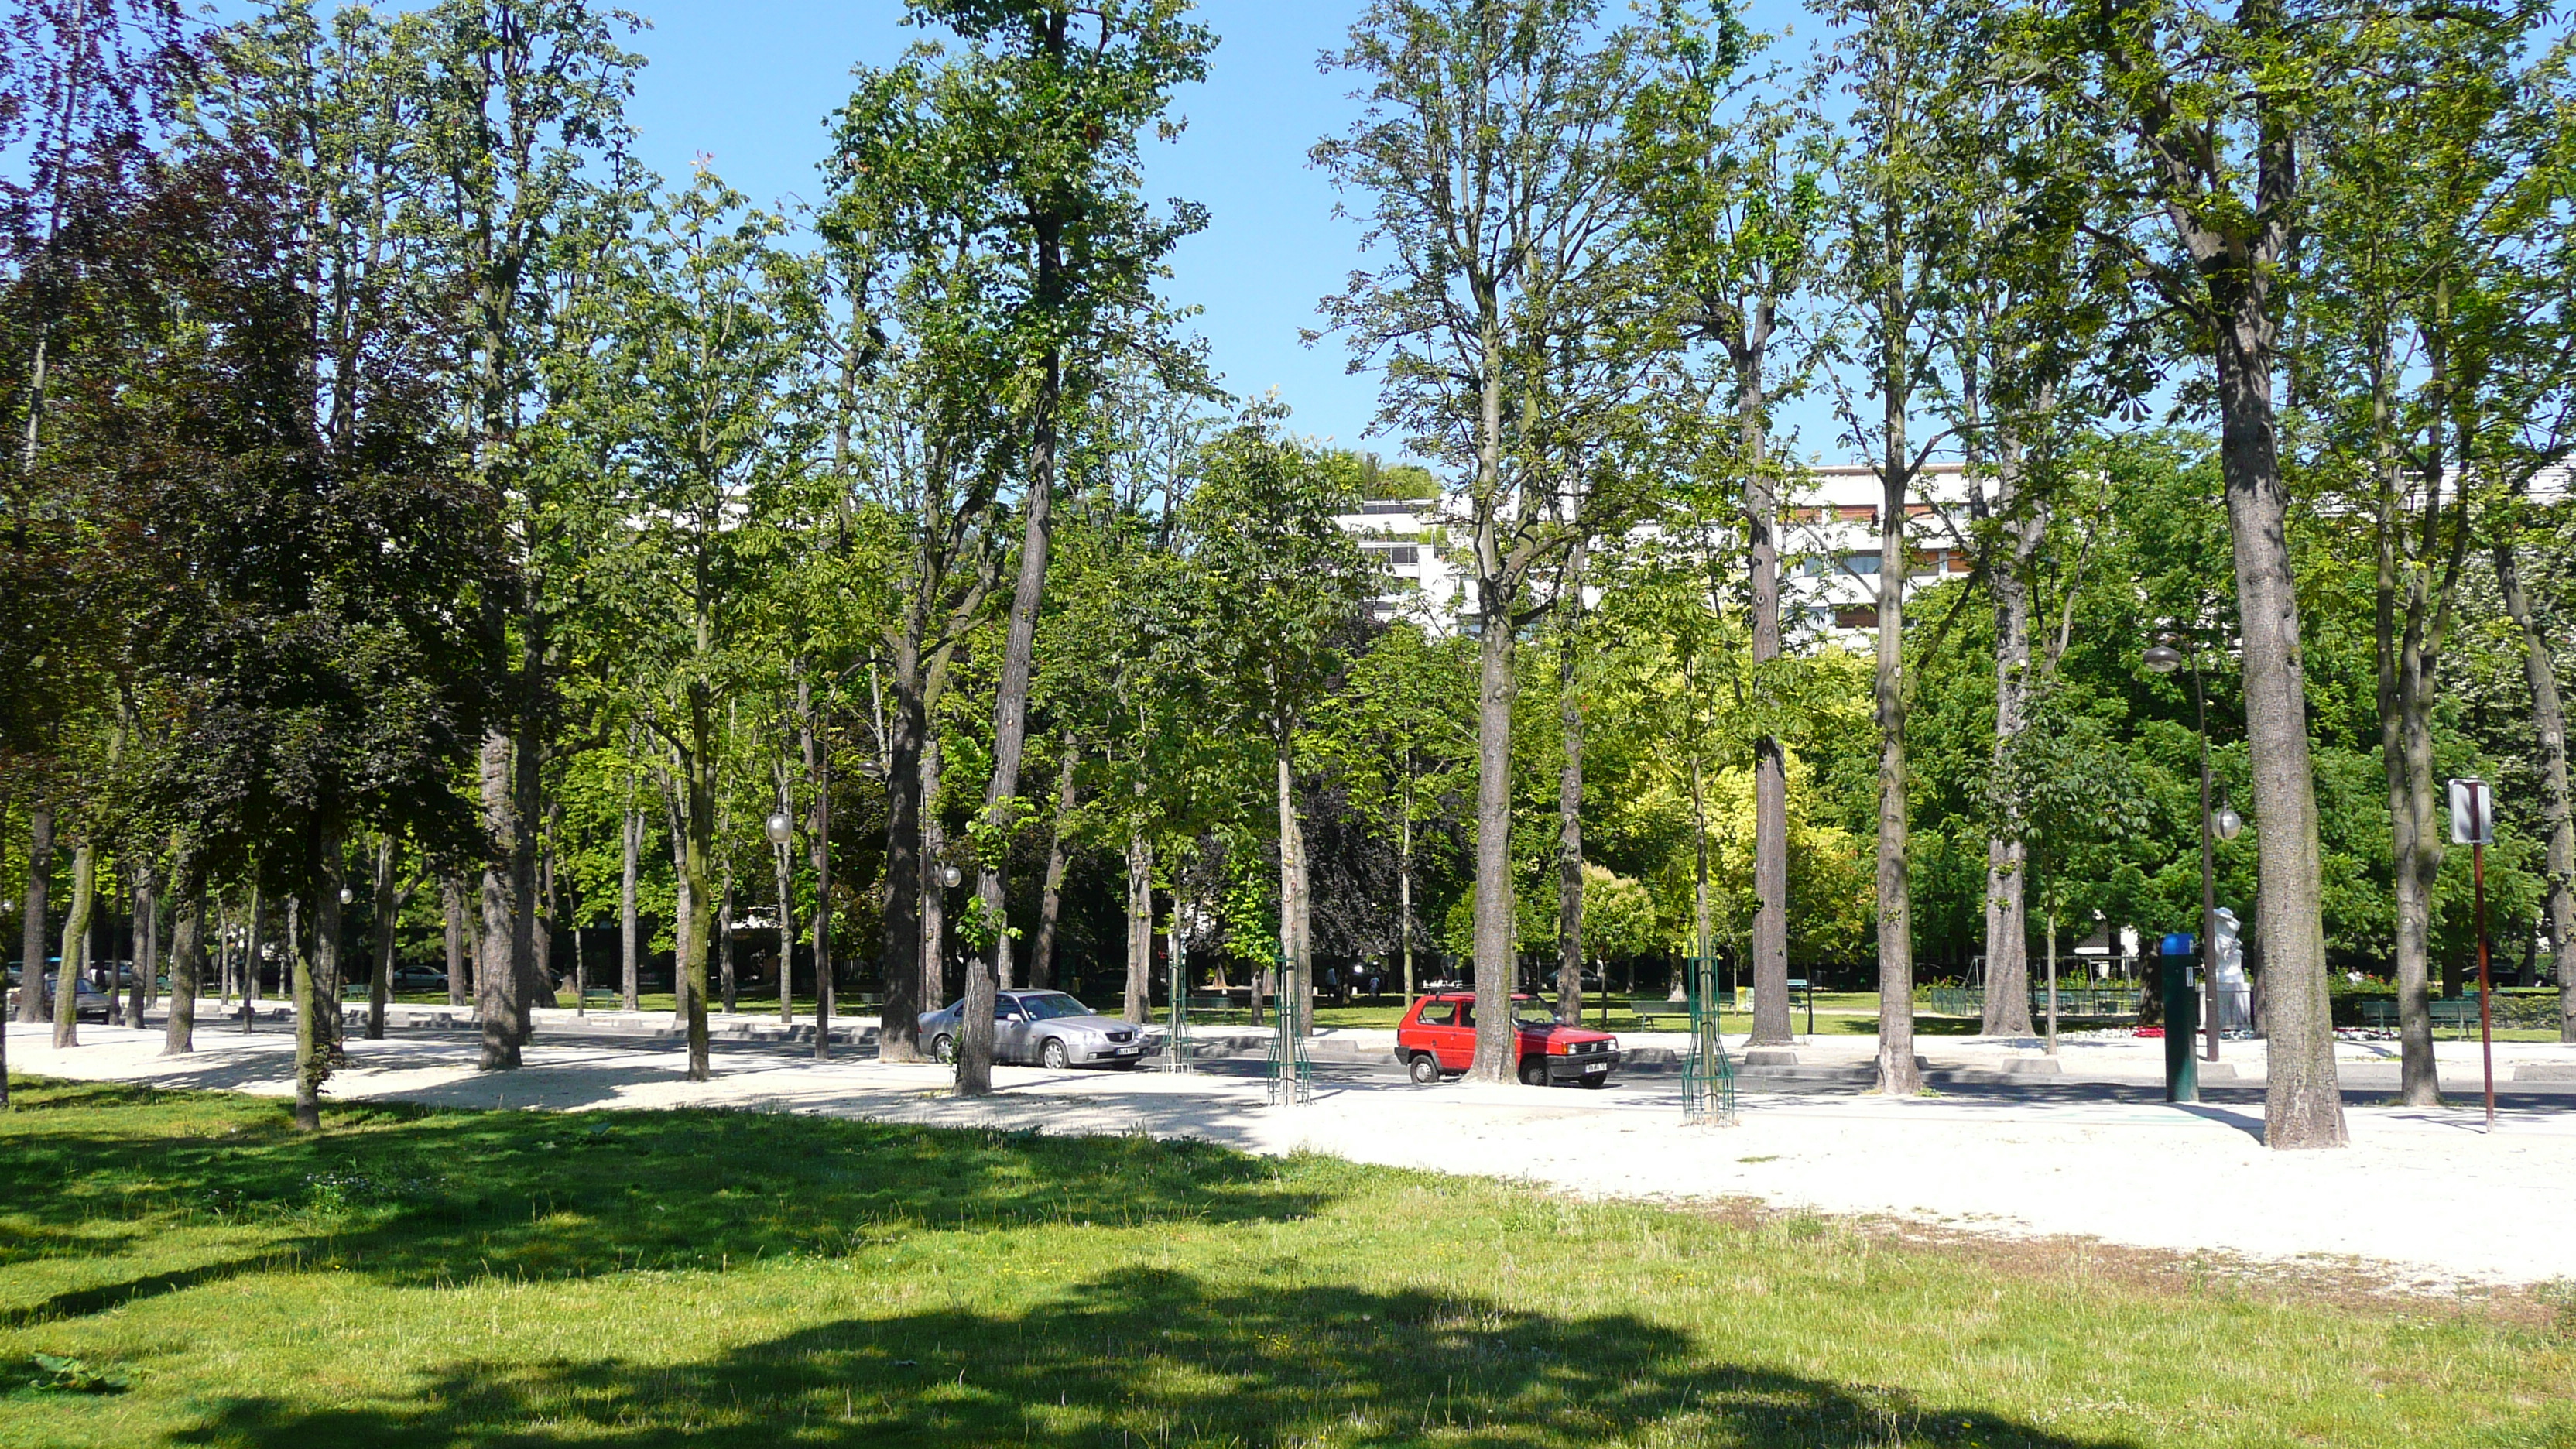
left=1396, top=992, right=1620, bottom=1088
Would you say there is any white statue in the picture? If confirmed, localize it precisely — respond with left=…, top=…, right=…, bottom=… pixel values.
left=2210, top=906, right=2252, bottom=1032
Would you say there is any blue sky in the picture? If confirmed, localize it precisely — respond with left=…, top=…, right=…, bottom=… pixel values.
left=619, top=2, right=1396, bottom=457
left=618, top=1, right=1840, bottom=466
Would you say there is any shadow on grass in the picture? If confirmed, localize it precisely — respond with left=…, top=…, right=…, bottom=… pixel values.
left=166, top=1269, right=2139, bottom=1449
left=1, top=1080, right=1334, bottom=1324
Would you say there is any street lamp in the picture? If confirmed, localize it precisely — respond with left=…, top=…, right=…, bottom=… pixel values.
left=764, top=810, right=793, bottom=845
left=2143, top=636, right=2230, bottom=1083
left=939, top=863, right=962, bottom=890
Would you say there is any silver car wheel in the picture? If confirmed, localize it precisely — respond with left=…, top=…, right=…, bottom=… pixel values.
left=1040, top=1037, right=1070, bottom=1070
left=932, top=1033, right=956, bottom=1064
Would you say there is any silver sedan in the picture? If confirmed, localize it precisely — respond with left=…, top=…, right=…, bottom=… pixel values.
left=917, top=990, right=1152, bottom=1070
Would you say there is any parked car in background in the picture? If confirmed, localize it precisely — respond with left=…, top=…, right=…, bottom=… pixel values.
left=6, top=974, right=111, bottom=1022
left=391, top=965, right=449, bottom=993
left=1395, top=992, right=1620, bottom=1088
left=916, top=990, right=1149, bottom=1069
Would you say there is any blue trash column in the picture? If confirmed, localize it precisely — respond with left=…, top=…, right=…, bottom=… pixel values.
left=2159, top=932, right=2199, bottom=1103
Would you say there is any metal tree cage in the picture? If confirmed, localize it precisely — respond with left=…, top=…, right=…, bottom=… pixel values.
left=1684, top=956, right=1738, bottom=1126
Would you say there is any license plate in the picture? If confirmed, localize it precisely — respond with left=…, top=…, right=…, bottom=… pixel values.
left=1584, top=1062, right=1607, bottom=1073
left=1114, top=1046, right=1141, bottom=1055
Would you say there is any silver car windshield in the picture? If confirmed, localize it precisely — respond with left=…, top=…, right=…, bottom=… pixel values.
left=1017, top=993, right=1093, bottom=1022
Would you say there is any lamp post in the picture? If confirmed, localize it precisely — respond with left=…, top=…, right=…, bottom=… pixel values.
left=766, top=808, right=794, bottom=1018
left=2144, top=640, right=2242, bottom=1076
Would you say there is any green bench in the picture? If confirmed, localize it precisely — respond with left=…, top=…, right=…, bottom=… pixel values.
left=1183, top=992, right=1252, bottom=1024
left=2355, top=998, right=2494, bottom=1037
left=1625, top=997, right=1694, bottom=1029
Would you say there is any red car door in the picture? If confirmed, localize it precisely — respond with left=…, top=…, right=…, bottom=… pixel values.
left=1430, top=998, right=1478, bottom=1070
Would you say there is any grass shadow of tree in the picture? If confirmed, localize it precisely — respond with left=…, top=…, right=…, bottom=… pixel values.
left=2, top=1081, right=1335, bottom=1322
left=166, top=1269, right=2143, bottom=1449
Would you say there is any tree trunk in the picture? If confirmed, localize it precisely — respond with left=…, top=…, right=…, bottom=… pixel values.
left=718, top=872, right=738, bottom=1012
left=368, top=838, right=398, bottom=1041
left=1124, top=831, right=1153, bottom=1024
left=804, top=672, right=834, bottom=1057
left=921, top=731, right=948, bottom=1013
left=1692, top=753, right=1711, bottom=1004
left=1734, top=324, right=1793, bottom=1049
left=16, top=804, right=50, bottom=1023
left=2496, top=540, right=2574, bottom=1041
left=1981, top=444, right=2039, bottom=1040
left=678, top=724, right=716, bottom=1083
left=876, top=651, right=928, bottom=1062
left=2382, top=530, right=2442, bottom=1105
left=1469, top=564, right=1521, bottom=1082
left=667, top=779, right=691, bottom=1026
left=296, top=831, right=347, bottom=1131
left=1399, top=789, right=1415, bottom=1001
left=533, top=805, right=560, bottom=1026
left=129, top=865, right=156, bottom=1029
left=2215, top=294, right=2345, bottom=1149
left=242, top=879, right=265, bottom=1029
left=1874, top=414, right=1920, bottom=1095
left=442, top=875, right=468, bottom=1008
left=53, top=838, right=94, bottom=1048
left=164, top=843, right=204, bottom=1055
left=962, top=125, right=1071, bottom=1098
left=1029, top=739, right=1079, bottom=991
left=615, top=801, right=639, bottom=1011
left=1556, top=540, right=1586, bottom=1026
left=775, top=775, right=797, bottom=1026
left=1279, top=742, right=1313, bottom=1036
left=477, top=732, right=522, bottom=1070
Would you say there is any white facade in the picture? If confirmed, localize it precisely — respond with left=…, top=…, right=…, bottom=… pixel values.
left=1334, top=461, right=1976, bottom=641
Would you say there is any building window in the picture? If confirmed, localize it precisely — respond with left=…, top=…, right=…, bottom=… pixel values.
left=1841, top=551, right=1881, bottom=574
left=1367, top=545, right=1420, bottom=567
left=1835, top=605, right=1880, bottom=629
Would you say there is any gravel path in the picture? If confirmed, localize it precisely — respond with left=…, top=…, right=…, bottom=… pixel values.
left=12, top=1018, right=2574, bottom=1291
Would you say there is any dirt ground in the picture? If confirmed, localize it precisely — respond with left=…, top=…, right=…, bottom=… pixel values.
left=12, top=1016, right=2574, bottom=1293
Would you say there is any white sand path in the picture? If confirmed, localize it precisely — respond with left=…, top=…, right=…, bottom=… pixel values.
left=11, top=1019, right=2574, bottom=1291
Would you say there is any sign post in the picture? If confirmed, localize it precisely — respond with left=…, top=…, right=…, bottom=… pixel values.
left=2448, top=778, right=2496, bottom=1132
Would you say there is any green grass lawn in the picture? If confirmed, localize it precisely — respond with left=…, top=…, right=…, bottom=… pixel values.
left=2, top=1077, right=2567, bottom=1447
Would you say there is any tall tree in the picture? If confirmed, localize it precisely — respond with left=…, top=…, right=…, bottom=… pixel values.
left=1173, top=415, right=1377, bottom=1036
left=896, top=0, right=1211, bottom=1098
left=1818, top=0, right=1954, bottom=1094
left=1317, top=0, right=1649, bottom=1081
left=1629, top=2, right=1823, bottom=1046
left=592, top=169, right=815, bottom=1083
left=402, top=0, right=643, bottom=1072
left=63, top=139, right=495, bottom=1127
left=2298, top=6, right=2560, bottom=1100
left=2021, top=0, right=2356, bottom=1148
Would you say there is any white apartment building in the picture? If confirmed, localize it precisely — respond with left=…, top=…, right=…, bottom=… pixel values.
left=1335, top=461, right=1976, bottom=641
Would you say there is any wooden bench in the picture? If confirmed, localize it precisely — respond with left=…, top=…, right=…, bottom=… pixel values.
left=578, top=987, right=623, bottom=1012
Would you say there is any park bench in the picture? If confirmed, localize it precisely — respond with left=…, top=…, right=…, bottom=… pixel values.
left=579, top=987, right=622, bottom=1012
left=1180, top=992, right=1252, bottom=1024
left=2355, top=997, right=2496, bottom=1038
left=1625, top=997, right=1694, bottom=1029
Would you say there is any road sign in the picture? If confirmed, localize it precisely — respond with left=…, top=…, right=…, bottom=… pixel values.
left=2448, top=778, right=2493, bottom=846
